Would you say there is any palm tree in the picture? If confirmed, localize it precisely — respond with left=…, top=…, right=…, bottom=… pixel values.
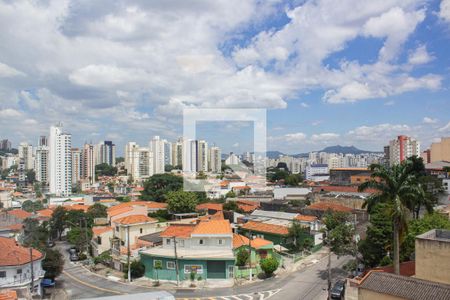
left=358, top=161, right=424, bottom=275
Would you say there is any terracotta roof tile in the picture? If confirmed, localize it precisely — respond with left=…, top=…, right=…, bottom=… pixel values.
left=108, top=206, right=133, bottom=217
left=359, top=271, right=450, bottom=300
left=65, top=204, right=90, bottom=212
left=241, top=221, right=289, bottom=236
left=114, top=215, right=157, bottom=225
left=36, top=209, right=53, bottom=218
left=192, top=220, right=232, bottom=235
left=0, top=290, right=17, bottom=300
left=306, top=202, right=353, bottom=212
left=295, top=215, right=318, bottom=222
left=313, top=185, right=377, bottom=194
left=0, top=237, right=43, bottom=266
left=238, top=204, right=259, bottom=213
left=233, top=233, right=273, bottom=249
left=92, top=226, right=113, bottom=236
left=196, top=203, right=223, bottom=211
left=7, top=209, right=32, bottom=219
left=198, top=211, right=224, bottom=221
left=160, top=224, right=196, bottom=238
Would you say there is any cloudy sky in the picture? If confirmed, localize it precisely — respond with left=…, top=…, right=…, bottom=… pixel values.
left=0, top=0, right=449, bottom=155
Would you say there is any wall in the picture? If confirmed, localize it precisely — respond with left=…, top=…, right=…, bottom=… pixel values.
left=92, top=230, right=113, bottom=256
left=430, top=138, right=450, bottom=162
left=0, top=259, right=44, bottom=294
left=141, top=255, right=234, bottom=281
left=415, top=234, right=450, bottom=284
left=116, top=222, right=162, bottom=246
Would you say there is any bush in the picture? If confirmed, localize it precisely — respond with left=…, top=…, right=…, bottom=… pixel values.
left=260, top=257, right=279, bottom=276
left=124, top=260, right=145, bottom=279
left=379, top=255, right=393, bottom=266
left=93, top=251, right=112, bottom=265
left=236, top=249, right=249, bottom=267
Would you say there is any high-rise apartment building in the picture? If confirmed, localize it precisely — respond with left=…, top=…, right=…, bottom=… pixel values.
left=38, top=136, right=48, bottom=147
left=164, top=140, right=172, bottom=167
left=208, top=146, right=221, bottom=173
left=35, top=145, right=49, bottom=184
left=150, top=136, right=165, bottom=174
left=0, top=139, right=11, bottom=151
left=48, top=124, right=72, bottom=196
left=96, top=141, right=116, bottom=166
left=197, top=140, right=208, bottom=172
left=387, top=135, right=420, bottom=166
left=71, top=148, right=81, bottom=185
left=82, top=144, right=96, bottom=184
left=18, top=142, right=33, bottom=170
left=172, top=140, right=183, bottom=167
left=124, top=142, right=154, bottom=181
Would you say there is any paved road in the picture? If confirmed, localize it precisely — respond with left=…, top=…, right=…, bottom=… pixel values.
left=56, top=242, right=350, bottom=300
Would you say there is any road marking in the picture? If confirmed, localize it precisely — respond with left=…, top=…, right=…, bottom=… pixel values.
left=62, top=270, right=123, bottom=295
left=176, top=289, right=281, bottom=300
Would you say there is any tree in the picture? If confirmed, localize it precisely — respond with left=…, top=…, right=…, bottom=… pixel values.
left=95, top=163, right=118, bottom=177
left=22, top=199, right=44, bottom=213
left=87, top=203, right=108, bottom=219
left=124, top=260, right=145, bottom=279
left=266, top=167, right=289, bottom=182
left=26, top=169, right=36, bottom=183
left=223, top=201, right=243, bottom=213
left=34, top=182, right=43, bottom=198
left=401, top=213, right=450, bottom=261
left=287, top=220, right=311, bottom=251
left=50, top=206, right=67, bottom=240
left=285, top=174, right=303, bottom=186
left=358, top=203, right=393, bottom=267
left=225, top=190, right=236, bottom=198
left=323, top=211, right=355, bottom=299
left=358, top=161, right=424, bottom=275
left=22, top=218, right=49, bottom=249
left=164, top=164, right=174, bottom=172
left=42, top=249, right=64, bottom=279
left=140, top=174, right=183, bottom=202
left=166, top=191, right=198, bottom=213
left=236, top=249, right=249, bottom=267
left=67, top=227, right=92, bottom=252
left=116, top=157, right=125, bottom=163
left=260, top=257, right=279, bottom=276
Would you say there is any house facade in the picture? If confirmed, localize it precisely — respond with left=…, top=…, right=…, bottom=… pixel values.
left=140, top=220, right=235, bottom=281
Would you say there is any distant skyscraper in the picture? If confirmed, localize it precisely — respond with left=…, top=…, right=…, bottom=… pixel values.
left=164, top=140, right=172, bottom=167
left=208, top=146, right=221, bottom=173
left=49, top=123, right=72, bottom=196
left=82, top=144, right=95, bottom=184
left=172, top=140, right=183, bottom=167
left=124, top=142, right=153, bottom=181
left=38, top=136, right=48, bottom=147
left=71, top=148, right=81, bottom=185
left=18, top=142, right=33, bottom=169
left=150, top=136, right=165, bottom=174
left=197, top=140, right=208, bottom=172
left=429, top=137, right=450, bottom=163
left=96, top=141, right=116, bottom=166
left=388, top=135, right=420, bottom=166
left=0, top=139, right=11, bottom=151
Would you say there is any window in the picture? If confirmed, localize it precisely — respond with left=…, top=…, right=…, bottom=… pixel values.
left=184, top=265, right=203, bottom=274
left=167, top=261, right=176, bottom=269
left=179, top=240, right=185, bottom=247
left=116, top=226, right=119, bottom=232
left=166, top=239, right=171, bottom=245
left=0, top=271, right=5, bottom=278
left=97, top=236, right=102, bottom=245
left=199, top=239, right=204, bottom=245
left=140, top=228, right=143, bottom=234
left=153, top=260, right=163, bottom=268
left=218, top=239, right=223, bottom=245
left=17, top=269, right=22, bottom=274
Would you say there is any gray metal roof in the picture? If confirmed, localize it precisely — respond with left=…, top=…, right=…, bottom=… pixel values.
left=250, top=209, right=298, bottom=220
left=273, top=187, right=311, bottom=199
left=360, top=272, right=450, bottom=300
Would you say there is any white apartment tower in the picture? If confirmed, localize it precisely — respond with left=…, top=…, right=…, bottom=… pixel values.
left=172, top=140, right=183, bottom=168
left=35, top=145, right=49, bottom=184
left=124, top=142, right=154, bottom=181
left=71, top=148, right=81, bottom=185
left=96, top=141, right=116, bottom=166
left=18, top=142, right=33, bottom=170
left=208, top=146, right=221, bottom=173
left=197, top=140, right=208, bottom=172
left=388, top=135, right=421, bottom=166
left=149, top=136, right=165, bottom=174
left=49, top=124, right=72, bottom=196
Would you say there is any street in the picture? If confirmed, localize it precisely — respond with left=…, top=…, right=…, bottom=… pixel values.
left=55, top=242, right=350, bottom=300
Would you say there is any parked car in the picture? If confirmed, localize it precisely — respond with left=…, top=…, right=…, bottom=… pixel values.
left=69, top=248, right=79, bottom=261
left=41, top=278, right=56, bottom=288
left=330, top=280, right=346, bottom=299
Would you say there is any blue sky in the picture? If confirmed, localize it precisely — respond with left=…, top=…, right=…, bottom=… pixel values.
left=0, top=0, right=449, bottom=155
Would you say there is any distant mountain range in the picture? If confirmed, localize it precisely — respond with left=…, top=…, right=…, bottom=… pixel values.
left=266, top=145, right=381, bottom=159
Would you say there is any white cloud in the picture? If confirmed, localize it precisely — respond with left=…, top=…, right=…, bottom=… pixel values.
left=0, top=108, right=22, bottom=118
left=284, top=132, right=307, bottom=142
left=423, top=117, right=438, bottom=124
left=439, top=121, right=450, bottom=132
left=347, top=123, right=411, bottom=143
left=440, top=0, right=450, bottom=23
left=408, top=45, right=434, bottom=65
left=300, top=102, right=310, bottom=108
left=311, top=133, right=340, bottom=141
left=0, top=62, right=24, bottom=77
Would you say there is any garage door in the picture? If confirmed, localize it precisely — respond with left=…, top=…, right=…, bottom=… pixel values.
left=207, top=261, right=226, bottom=279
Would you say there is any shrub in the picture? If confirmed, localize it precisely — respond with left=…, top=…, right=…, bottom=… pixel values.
left=124, top=260, right=145, bottom=279
left=236, top=249, right=249, bottom=267
left=379, top=255, right=393, bottom=266
left=260, top=257, right=279, bottom=276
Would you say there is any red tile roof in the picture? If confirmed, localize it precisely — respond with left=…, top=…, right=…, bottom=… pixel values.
left=191, top=220, right=232, bottom=235
left=114, top=215, right=157, bottom=225
left=306, top=202, right=353, bottom=212
left=160, top=224, right=196, bottom=238
left=198, top=211, right=224, bottom=221
left=0, top=290, right=17, bottom=300
left=65, top=204, right=90, bottom=212
left=313, top=185, right=377, bottom=194
left=233, top=233, right=273, bottom=249
left=7, top=209, right=32, bottom=219
left=108, top=206, right=133, bottom=217
left=36, top=208, right=53, bottom=218
left=92, top=226, right=113, bottom=236
left=0, top=237, right=43, bottom=266
left=241, top=221, right=289, bottom=236
left=196, top=203, right=223, bottom=211
left=238, top=203, right=259, bottom=213
left=295, top=215, right=318, bottom=222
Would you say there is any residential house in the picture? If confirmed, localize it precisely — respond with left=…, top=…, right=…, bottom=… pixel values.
left=232, top=233, right=275, bottom=265
left=302, top=201, right=354, bottom=218
left=140, top=220, right=235, bottom=281
left=240, top=221, right=290, bottom=248
left=0, top=237, right=45, bottom=296
left=91, top=226, right=113, bottom=257
left=111, top=215, right=160, bottom=270
left=107, top=201, right=167, bottom=223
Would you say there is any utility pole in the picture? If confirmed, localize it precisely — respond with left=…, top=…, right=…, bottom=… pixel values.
left=326, top=229, right=331, bottom=300
left=127, top=225, right=131, bottom=282
left=29, top=247, right=34, bottom=294
left=248, top=230, right=252, bottom=282
left=83, top=218, right=89, bottom=257
left=173, top=236, right=179, bottom=286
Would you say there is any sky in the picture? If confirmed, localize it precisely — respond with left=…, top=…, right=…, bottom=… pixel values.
left=0, top=0, right=450, bottom=155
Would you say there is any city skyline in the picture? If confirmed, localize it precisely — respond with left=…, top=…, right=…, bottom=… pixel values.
left=0, top=1, right=449, bottom=154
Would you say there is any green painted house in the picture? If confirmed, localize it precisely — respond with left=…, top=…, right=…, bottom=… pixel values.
left=140, top=220, right=236, bottom=281
left=239, top=221, right=292, bottom=247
